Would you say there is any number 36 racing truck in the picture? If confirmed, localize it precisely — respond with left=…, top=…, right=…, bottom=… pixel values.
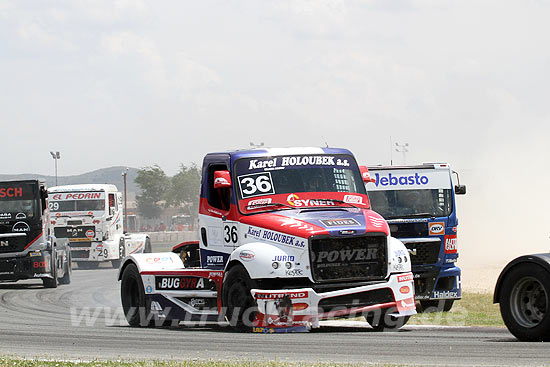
left=119, top=148, right=416, bottom=332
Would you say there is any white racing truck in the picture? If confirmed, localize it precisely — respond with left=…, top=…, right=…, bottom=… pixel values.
left=119, top=147, right=416, bottom=332
left=48, top=184, right=151, bottom=269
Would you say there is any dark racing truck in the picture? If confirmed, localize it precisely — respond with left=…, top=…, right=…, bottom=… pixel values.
left=0, top=180, right=71, bottom=288
left=119, top=147, right=416, bottom=332
left=365, top=164, right=466, bottom=312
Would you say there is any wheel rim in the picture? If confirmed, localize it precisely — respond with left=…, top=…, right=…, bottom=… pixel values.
left=510, top=276, right=548, bottom=328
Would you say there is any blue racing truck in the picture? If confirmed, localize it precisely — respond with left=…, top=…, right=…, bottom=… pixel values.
left=365, top=164, right=466, bottom=312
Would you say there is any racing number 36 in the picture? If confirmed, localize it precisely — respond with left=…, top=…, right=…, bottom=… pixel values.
left=224, top=225, right=238, bottom=244
left=238, top=172, right=275, bottom=198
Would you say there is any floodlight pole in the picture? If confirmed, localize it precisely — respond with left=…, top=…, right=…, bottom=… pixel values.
left=122, top=168, right=128, bottom=233
left=50, top=151, right=60, bottom=186
left=395, top=142, right=409, bottom=165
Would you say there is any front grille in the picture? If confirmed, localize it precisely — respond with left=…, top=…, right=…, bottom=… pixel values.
left=309, top=234, right=387, bottom=282
left=388, top=221, right=428, bottom=237
left=54, top=226, right=96, bottom=240
left=67, top=220, right=83, bottom=226
left=404, top=241, right=440, bottom=265
left=71, top=249, right=90, bottom=259
left=0, top=259, right=15, bottom=273
left=318, top=288, right=393, bottom=313
left=68, top=242, right=92, bottom=248
left=0, top=235, right=27, bottom=254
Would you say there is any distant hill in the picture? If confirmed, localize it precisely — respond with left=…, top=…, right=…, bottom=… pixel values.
left=0, top=166, right=140, bottom=194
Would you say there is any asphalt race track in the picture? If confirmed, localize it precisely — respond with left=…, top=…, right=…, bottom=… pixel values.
left=0, top=267, right=549, bottom=367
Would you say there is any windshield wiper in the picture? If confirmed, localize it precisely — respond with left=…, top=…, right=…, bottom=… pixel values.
left=246, top=202, right=295, bottom=211
left=385, top=212, right=435, bottom=219
left=301, top=198, right=360, bottom=209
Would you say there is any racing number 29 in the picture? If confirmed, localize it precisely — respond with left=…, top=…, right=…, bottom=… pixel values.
left=224, top=225, right=238, bottom=244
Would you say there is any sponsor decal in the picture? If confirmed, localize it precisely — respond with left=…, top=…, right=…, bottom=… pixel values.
left=343, top=195, right=365, bottom=205
left=397, top=274, right=414, bottom=283
left=372, top=173, right=429, bottom=187
left=206, top=255, right=224, bottom=265
left=428, top=222, right=445, bottom=236
left=248, top=227, right=306, bottom=248
left=248, top=155, right=349, bottom=170
left=208, top=271, right=224, bottom=278
left=156, top=276, right=206, bottom=290
left=145, top=285, right=153, bottom=294
left=33, top=261, right=47, bottom=268
left=432, top=290, right=459, bottom=299
left=145, top=256, right=174, bottom=264
left=12, top=221, right=30, bottom=232
left=272, top=255, right=295, bottom=262
left=85, top=230, right=94, bottom=239
left=311, top=248, right=378, bottom=264
left=0, top=240, right=8, bottom=247
left=287, top=194, right=335, bottom=208
left=29, top=251, right=41, bottom=257
left=292, top=303, right=309, bottom=311
left=239, top=250, right=255, bottom=261
left=247, top=198, right=272, bottom=209
left=0, top=213, right=11, bottom=220
left=444, top=235, right=457, bottom=254
left=445, top=258, right=457, bottom=264
left=51, top=192, right=102, bottom=200
left=189, top=298, right=206, bottom=307
left=387, top=218, right=428, bottom=223
left=369, top=216, right=386, bottom=228
left=15, top=213, right=26, bottom=219
left=285, top=269, right=304, bottom=276
left=279, top=218, right=316, bottom=234
left=399, top=286, right=411, bottom=294
left=398, top=297, right=416, bottom=311
left=253, top=327, right=275, bottom=333
left=214, top=177, right=230, bottom=186
left=0, top=187, right=23, bottom=198
left=320, top=218, right=360, bottom=227
left=255, top=291, right=308, bottom=299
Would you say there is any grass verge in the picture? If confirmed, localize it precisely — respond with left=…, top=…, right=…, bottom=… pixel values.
left=408, top=292, right=504, bottom=327
left=0, top=357, right=406, bottom=367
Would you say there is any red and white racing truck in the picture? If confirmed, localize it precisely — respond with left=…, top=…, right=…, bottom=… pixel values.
left=48, top=184, right=151, bottom=269
left=119, top=148, right=416, bottom=332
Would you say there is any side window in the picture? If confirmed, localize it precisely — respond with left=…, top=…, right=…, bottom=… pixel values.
left=207, top=164, right=231, bottom=211
left=108, top=193, right=115, bottom=216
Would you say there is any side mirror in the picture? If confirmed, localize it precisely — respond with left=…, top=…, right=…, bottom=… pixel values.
left=359, top=166, right=376, bottom=184
left=455, top=185, right=466, bottom=195
left=213, top=171, right=232, bottom=189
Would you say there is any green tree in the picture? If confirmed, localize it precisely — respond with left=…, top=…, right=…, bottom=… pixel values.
left=135, top=165, right=170, bottom=219
left=168, top=163, right=201, bottom=225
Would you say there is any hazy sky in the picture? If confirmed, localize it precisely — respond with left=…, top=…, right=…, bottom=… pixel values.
left=2, top=1, right=549, bottom=263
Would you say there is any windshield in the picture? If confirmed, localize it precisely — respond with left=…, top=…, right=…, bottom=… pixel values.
left=234, top=154, right=368, bottom=212
left=0, top=182, right=39, bottom=221
left=368, top=189, right=453, bottom=219
left=49, top=191, right=106, bottom=213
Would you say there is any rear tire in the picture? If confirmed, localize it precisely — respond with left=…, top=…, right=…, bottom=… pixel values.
left=420, top=300, right=455, bottom=313
left=365, top=307, right=410, bottom=331
left=222, top=265, right=257, bottom=331
left=111, top=238, right=126, bottom=268
left=499, top=263, right=550, bottom=342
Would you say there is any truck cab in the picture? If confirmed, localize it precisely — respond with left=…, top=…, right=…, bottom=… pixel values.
left=0, top=180, right=70, bottom=287
left=120, top=147, right=417, bottom=332
left=366, top=163, right=465, bottom=311
left=48, top=184, right=151, bottom=269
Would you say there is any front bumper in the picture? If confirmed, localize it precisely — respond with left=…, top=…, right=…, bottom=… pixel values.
left=412, top=266, right=461, bottom=300
left=0, top=251, right=53, bottom=281
left=251, top=272, right=416, bottom=331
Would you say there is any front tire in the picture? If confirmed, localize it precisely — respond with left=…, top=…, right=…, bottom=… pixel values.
left=222, top=265, right=257, bottom=331
left=112, top=238, right=126, bottom=268
left=58, top=251, right=72, bottom=285
left=121, top=263, right=151, bottom=327
left=499, top=263, right=550, bottom=341
left=365, top=307, right=410, bottom=331
left=43, top=247, right=58, bottom=288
